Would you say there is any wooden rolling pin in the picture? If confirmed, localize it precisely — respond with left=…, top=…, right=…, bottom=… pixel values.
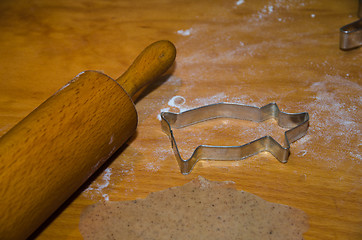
left=0, top=40, right=176, bottom=239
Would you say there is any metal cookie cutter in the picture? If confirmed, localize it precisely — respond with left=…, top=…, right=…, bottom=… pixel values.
left=339, top=0, right=362, bottom=50
left=161, top=103, right=309, bottom=174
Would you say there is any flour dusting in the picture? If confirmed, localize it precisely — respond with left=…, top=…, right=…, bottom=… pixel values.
left=168, top=96, right=186, bottom=108
left=84, top=167, right=113, bottom=201
left=142, top=145, right=171, bottom=172
left=157, top=107, right=170, bottom=121
left=290, top=75, right=362, bottom=168
left=177, top=29, right=192, bottom=36
left=157, top=96, right=188, bottom=120
left=194, top=92, right=228, bottom=106
left=235, top=0, right=245, bottom=6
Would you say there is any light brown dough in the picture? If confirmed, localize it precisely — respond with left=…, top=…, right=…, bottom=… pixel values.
left=79, top=176, right=309, bottom=239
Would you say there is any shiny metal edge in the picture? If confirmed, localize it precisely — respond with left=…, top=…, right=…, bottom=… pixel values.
left=161, top=102, right=310, bottom=174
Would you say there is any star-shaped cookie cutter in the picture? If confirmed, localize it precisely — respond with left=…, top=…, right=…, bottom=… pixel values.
left=161, top=102, right=309, bottom=174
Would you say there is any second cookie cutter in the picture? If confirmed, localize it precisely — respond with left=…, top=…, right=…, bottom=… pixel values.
left=339, top=0, right=362, bottom=50
left=161, top=102, right=309, bottom=174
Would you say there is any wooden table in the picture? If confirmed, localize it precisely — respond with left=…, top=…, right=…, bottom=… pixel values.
left=0, top=0, right=361, bottom=239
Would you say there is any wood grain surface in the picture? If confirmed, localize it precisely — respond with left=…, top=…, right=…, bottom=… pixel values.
left=0, top=0, right=361, bottom=239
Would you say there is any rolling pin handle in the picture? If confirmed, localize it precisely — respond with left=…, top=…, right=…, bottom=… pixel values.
left=116, top=40, right=176, bottom=97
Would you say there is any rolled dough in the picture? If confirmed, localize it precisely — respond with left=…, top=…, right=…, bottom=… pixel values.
left=79, top=176, right=308, bottom=239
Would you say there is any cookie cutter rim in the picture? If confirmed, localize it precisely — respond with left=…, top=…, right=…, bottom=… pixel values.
left=161, top=102, right=309, bottom=175
left=340, top=18, right=362, bottom=50
left=339, top=0, right=362, bottom=50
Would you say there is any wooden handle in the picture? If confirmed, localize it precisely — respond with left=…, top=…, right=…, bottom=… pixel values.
left=117, top=40, right=176, bottom=97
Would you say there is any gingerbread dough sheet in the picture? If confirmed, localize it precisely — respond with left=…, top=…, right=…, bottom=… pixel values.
left=80, top=176, right=308, bottom=239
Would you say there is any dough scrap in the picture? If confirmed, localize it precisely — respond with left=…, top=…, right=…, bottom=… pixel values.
left=79, top=176, right=308, bottom=239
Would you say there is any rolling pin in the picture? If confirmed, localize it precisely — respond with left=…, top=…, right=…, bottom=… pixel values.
left=0, top=40, right=176, bottom=239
